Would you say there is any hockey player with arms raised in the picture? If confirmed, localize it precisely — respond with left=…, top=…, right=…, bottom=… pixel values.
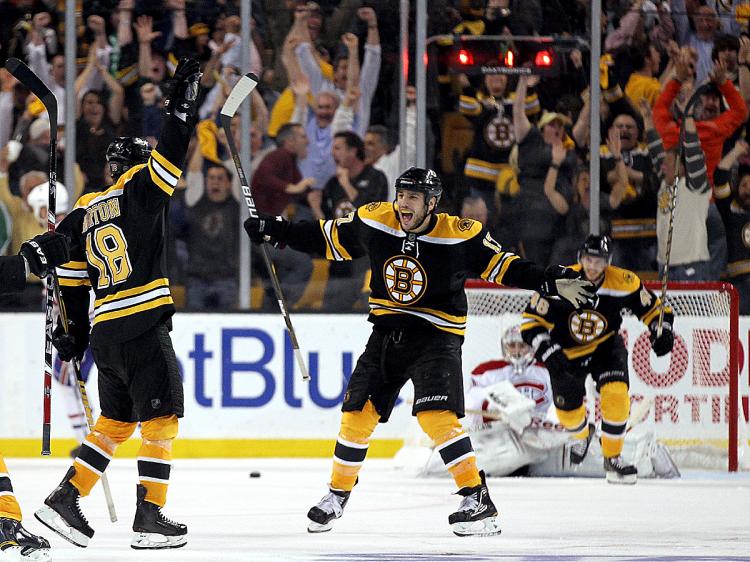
left=521, top=234, right=674, bottom=484
left=33, top=58, right=202, bottom=550
left=243, top=166, right=596, bottom=536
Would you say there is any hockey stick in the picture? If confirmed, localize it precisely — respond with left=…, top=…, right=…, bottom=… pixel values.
left=5, top=58, right=118, bottom=522
left=5, top=57, right=56, bottom=455
left=220, top=73, right=310, bottom=382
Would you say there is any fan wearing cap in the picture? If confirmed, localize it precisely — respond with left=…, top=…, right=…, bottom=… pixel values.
left=520, top=234, right=674, bottom=485
left=244, top=166, right=595, bottom=536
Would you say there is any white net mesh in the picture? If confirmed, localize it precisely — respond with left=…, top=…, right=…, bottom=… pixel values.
left=464, top=282, right=747, bottom=471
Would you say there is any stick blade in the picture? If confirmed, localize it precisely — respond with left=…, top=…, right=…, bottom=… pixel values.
left=220, top=73, right=259, bottom=118
left=5, top=57, right=57, bottom=123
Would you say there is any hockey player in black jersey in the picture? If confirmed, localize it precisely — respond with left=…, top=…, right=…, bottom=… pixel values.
left=34, top=58, right=202, bottom=550
left=0, top=231, right=68, bottom=562
left=244, top=166, right=596, bottom=536
left=520, top=234, right=674, bottom=484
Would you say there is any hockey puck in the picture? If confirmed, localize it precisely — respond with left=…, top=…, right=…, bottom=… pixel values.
left=249, top=471, right=261, bottom=478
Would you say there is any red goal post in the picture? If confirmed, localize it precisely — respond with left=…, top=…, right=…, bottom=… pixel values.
left=464, top=280, right=747, bottom=472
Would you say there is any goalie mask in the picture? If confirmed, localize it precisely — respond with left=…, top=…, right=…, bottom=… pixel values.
left=106, top=137, right=152, bottom=180
left=501, top=325, right=534, bottom=375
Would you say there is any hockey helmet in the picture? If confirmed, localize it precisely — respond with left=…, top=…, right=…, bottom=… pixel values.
left=106, top=136, right=152, bottom=180
left=501, top=325, right=534, bottom=375
left=27, top=182, right=69, bottom=226
left=577, top=234, right=612, bottom=265
left=394, top=167, right=443, bottom=202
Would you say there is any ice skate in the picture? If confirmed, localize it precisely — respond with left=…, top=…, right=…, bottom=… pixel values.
left=307, top=488, right=350, bottom=533
left=448, top=471, right=501, bottom=537
left=0, top=518, right=51, bottom=561
left=569, top=423, right=595, bottom=465
left=131, top=484, right=187, bottom=550
left=604, top=454, right=637, bottom=485
left=34, top=467, right=93, bottom=548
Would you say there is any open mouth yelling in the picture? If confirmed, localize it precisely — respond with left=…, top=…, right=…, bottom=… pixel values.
left=399, top=209, right=415, bottom=228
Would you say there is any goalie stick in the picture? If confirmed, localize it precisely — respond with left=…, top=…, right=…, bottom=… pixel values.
left=220, top=73, right=309, bottom=382
left=4, top=58, right=117, bottom=523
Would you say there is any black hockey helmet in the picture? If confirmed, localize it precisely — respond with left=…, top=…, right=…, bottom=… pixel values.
left=394, top=167, right=443, bottom=202
left=577, top=234, right=612, bottom=264
left=106, top=136, right=152, bottom=180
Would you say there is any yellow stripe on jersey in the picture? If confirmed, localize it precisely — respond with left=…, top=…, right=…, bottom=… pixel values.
left=57, top=260, right=91, bottom=287
left=369, top=308, right=465, bottom=336
left=61, top=261, right=88, bottom=270
left=151, top=149, right=181, bottom=177
left=94, top=278, right=170, bottom=308
left=319, top=220, right=352, bottom=261
left=458, top=95, right=481, bottom=116
left=74, top=166, right=143, bottom=210
left=481, top=252, right=519, bottom=285
left=521, top=312, right=554, bottom=330
left=58, top=278, right=92, bottom=287
left=368, top=297, right=467, bottom=335
left=641, top=301, right=671, bottom=327
left=93, top=296, right=174, bottom=326
left=563, top=332, right=615, bottom=360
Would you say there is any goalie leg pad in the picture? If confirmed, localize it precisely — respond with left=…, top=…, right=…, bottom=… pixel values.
left=600, top=381, right=630, bottom=458
left=331, top=400, right=380, bottom=492
left=417, top=411, right=481, bottom=489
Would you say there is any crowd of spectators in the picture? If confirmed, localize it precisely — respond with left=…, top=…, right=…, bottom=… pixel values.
left=2, top=0, right=750, bottom=314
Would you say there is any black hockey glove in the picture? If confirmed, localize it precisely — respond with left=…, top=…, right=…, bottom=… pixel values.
left=649, top=320, right=674, bottom=357
left=540, top=265, right=596, bottom=309
left=243, top=213, right=290, bottom=248
left=539, top=343, right=572, bottom=375
left=19, top=232, right=70, bottom=278
left=52, top=319, right=89, bottom=363
left=163, top=57, right=202, bottom=124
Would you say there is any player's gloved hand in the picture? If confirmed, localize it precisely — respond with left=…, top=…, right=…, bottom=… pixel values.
left=52, top=319, right=89, bottom=362
left=540, top=344, right=572, bottom=375
left=649, top=320, right=674, bottom=357
left=163, top=57, right=202, bottom=124
left=19, top=232, right=70, bottom=278
left=243, top=213, right=290, bottom=248
left=540, top=265, right=596, bottom=309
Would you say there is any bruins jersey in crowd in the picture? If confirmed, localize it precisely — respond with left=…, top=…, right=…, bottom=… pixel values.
left=521, top=264, right=672, bottom=360
left=55, top=115, right=190, bottom=344
left=714, top=169, right=750, bottom=279
left=286, top=202, right=548, bottom=336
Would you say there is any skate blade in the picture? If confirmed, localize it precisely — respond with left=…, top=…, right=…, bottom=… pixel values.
left=1, top=545, right=51, bottom=562
left=34, top=506, right=89, bottom=548
left=131, top=531, right=187, bottom=550
left=451, top=516, right=502, bottom=537
left=606, top=472, right=637, bottom=485
left=307, top=520, right=334, bottom=533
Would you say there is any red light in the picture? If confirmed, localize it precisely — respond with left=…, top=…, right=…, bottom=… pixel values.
left=504, top=50, right=515, bottom=67
left=457, top=49, right=474, bottom=66
left=535, top=50, right=553, bottom=67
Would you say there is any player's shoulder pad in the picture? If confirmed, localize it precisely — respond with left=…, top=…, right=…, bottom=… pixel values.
left=471, top=359, right=509, bottom=375
left=601, top=265, right=641, bottom=293
left=356, top=201, right=401, bottom=231
left=73, top=164, right=145, bottom=211
left=422, top=213, right=483, bottom=243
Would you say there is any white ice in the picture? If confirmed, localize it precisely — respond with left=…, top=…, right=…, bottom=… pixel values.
left=4, top=457, right=750, bottom=562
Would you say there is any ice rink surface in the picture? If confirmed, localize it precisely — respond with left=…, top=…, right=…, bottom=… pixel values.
left=3, top=457, right=750, bottom=562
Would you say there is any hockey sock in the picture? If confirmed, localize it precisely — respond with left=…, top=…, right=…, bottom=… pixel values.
left=139, top=415, right=178, bottom=507
left=330, top=400, right=380, bottom=492
left=556, top=404, right=589, bottom=437
left=72, top=416, right=137, bottom=496
left=0, top=456, right=21, bottom=521
left=417, top=410, right=481, bottom=489
left=600, top=381, right=630, bottom=457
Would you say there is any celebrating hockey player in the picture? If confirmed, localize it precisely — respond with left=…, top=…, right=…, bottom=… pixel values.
left=33, top=58, right=202, bottom=550
left=243, top=166, right=596, bottom=537
left=0, top=230, right=69, bottom=562
left=520, top=234, right=674, bottom=484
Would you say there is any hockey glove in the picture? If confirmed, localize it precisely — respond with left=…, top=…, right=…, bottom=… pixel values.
left=539, top=343, right=572, bottom=375
left=19, top=232, right=70, bottom=278
left=243, top=213, right=290, bottom=248
left=649, top=320, right=674, bottom=357
left=52, top=319, right=89, bottom=363
left=163, top=57, right=202, bottom=124
left=540, top=265, right=596, bottom=309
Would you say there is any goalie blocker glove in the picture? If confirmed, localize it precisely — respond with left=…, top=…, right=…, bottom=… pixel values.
left=243, top=213, right=290, bottom=248
left=540, top=265, right=596, bottom=309
left=649, top=320, right=674, bottom=357
left=52, top=318, right=89, bottom=363
left=19, top=231, right=70, bottom=278
left=163, top=58, right=202, bottom=124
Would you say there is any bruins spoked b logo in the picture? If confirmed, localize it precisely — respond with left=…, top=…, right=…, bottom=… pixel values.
left=383, top=255, right=427, bottom=304
left=568, top=310, right=607, bottom=344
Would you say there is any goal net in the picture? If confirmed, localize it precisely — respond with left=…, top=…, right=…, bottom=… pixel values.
left=464, top=280, right=749, bottom=471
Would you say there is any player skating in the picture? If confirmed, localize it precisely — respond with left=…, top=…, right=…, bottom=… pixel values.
left=0, top=230, right=69, bottom=562
left=33, top=58, right=201, bottom=550
left=243, top=166, right=596, bottom=536
left=521, top=234, right=674, bottom=484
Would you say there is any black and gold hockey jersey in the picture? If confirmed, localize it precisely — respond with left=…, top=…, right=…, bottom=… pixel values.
left=713, top=169, right=750, bottom=279
left=520, top=264, right=672, bottom=360
left=55, top=114, right=191, bottom=344
left=286, top=202, right=548, bottom=336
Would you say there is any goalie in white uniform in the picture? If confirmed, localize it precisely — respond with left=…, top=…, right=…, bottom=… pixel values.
left=417, top=326, right=680, bottom=479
